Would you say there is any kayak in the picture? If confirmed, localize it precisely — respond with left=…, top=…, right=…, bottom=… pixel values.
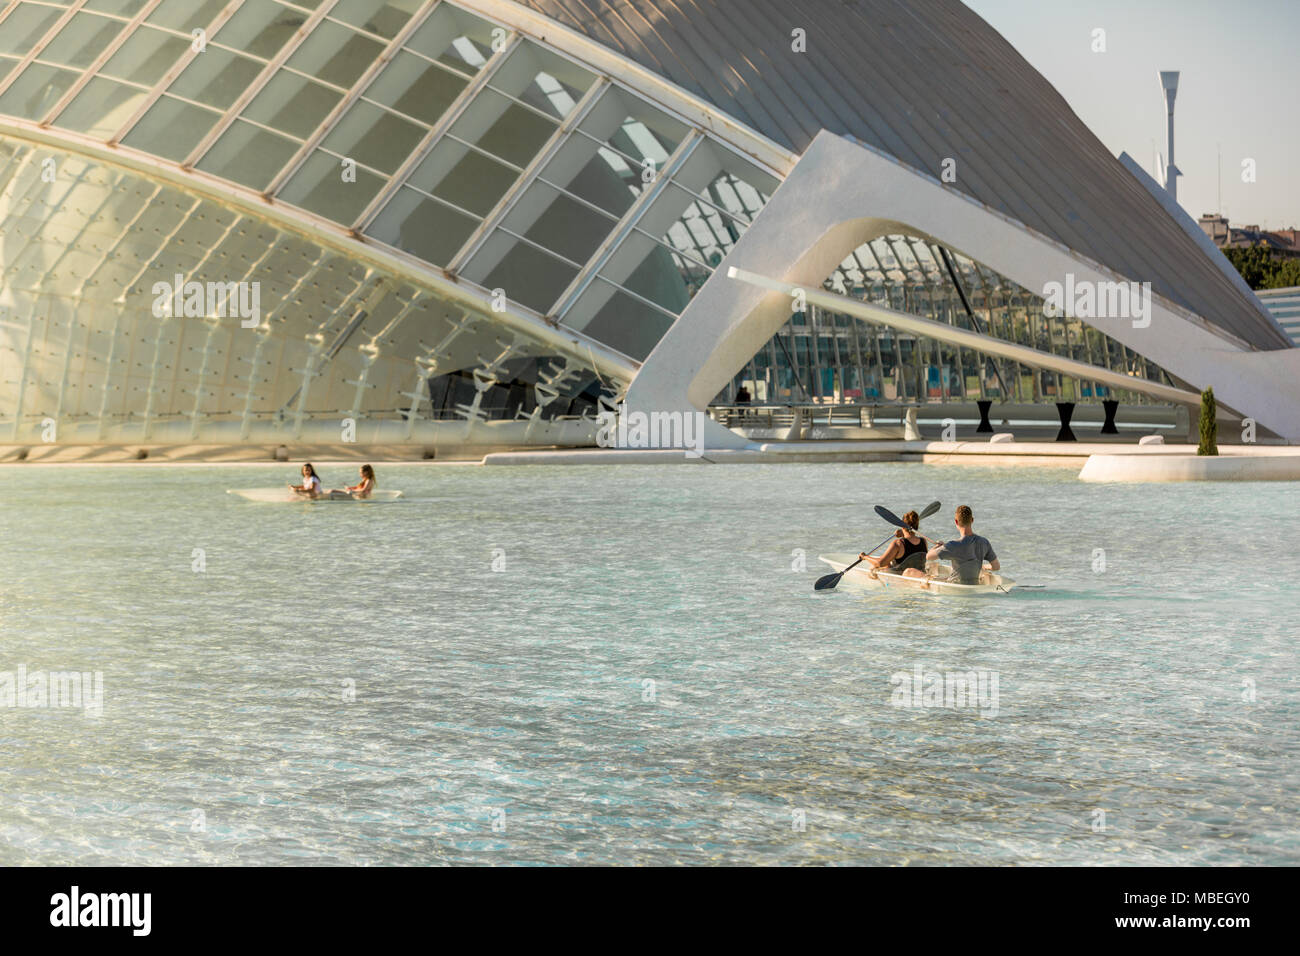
left=818, top=552, right=1015, bottom=595
left=227, top=488, right=404, bottom=503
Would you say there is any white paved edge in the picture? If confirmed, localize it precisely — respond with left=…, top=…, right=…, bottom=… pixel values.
left=1079, top=454, right=1300, bottom=482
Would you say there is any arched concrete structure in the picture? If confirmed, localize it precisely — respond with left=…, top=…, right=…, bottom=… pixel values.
left=627, top=132, right=1300, bottom=447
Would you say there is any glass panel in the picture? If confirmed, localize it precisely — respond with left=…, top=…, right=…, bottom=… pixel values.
left=0, top=63, right=78, bottom=121
left=597, top=232, right=691, bottom=314
left=0, top=5, right=63, bottom=57
left=320, top=101, right=422, bottom=175
left=121, top=95, right=222, bottom=161
left=407, top=139, right=518, bottom=217
left=0, top=57, right=15, bottom=87
left=330, top=0, right=412, bottom=40
left=170, top=47, right=264, bottom=110
left=211, top=0, right=305, bottom=60
left=101, top=26, right=189, bottom=87
left=540, top=137, right=640, bottom=218
left=578, top=85, right=685, bottom=170
left=708, top=170, right=769, bottom=219
left=501, top=180, right=616, bottom=266
left=673, top=140, right=779, bottom=214
left=448, top=88, right=556, bottom=168
left=648, top=182, right=748, bottom=269
left=405, top=2, right=494, bottom=75
left=367, top=186, right=479, bottom=268
left=534, top=89, right=687, bottom=221
left=196, top=119, right=299, bottom=189
left=565, top=283, right=674, bottom=362
left=37, top=12, right=124, bottom=69
left=54, top=76, right=148, bottom=138
left=148, top=0, right=230, bottom=32
left=86, top=0, right=149, bottom=14
left=284, top=19, right=384, bottom=88
left=462, top=230, right=578, bottom=314
left=363, top=49, right=466, bottom=125
left=243, top=71, right=341, bottom=139
left=491, top=41, right=593, bottom=120
left=278, top=149, right=385, bottom=223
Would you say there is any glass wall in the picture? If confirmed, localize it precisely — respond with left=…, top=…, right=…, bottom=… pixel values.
left=0, top=0, right=783, bottom=369
left=0, top=0, right=783, bottom=365
left=730, top=236, right=1179, bottom=407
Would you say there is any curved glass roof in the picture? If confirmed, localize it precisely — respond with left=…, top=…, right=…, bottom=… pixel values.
left=0, top=0, right=780, bottom=361
left=512, top=0, right=1292, bottom=352
left=0, top=134, right=614, bottom=438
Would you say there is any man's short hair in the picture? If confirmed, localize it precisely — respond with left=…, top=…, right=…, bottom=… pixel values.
left=955, top=505, right=973, bottom=526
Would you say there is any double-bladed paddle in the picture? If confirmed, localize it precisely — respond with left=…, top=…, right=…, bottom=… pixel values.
left=814, top=500, right=941, bottom=591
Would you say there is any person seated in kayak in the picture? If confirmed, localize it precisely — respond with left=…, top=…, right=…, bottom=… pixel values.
left=289, top=463, right=323, bottom=499
left=329, top=464, right=376, bottom=499
left=859, top=510, right=929, bottom=576
left=926, top=504, right=999, bottom=585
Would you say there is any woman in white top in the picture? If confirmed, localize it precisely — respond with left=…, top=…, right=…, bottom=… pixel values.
left=289, top=463, right=323, bottom=498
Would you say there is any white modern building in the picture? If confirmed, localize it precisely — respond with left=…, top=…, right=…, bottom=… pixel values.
left=2, top=0, right=1297, bottom=457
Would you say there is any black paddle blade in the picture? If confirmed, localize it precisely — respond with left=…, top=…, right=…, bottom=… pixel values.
left=814, top=571, right=843, bottom=591
left=874, top=504, right=906, bottom=529
left=815, top=556, right=865, bottom=591
left=878, top=502, right=940, bottom=530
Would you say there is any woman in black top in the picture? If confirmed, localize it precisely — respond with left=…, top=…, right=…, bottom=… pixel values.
left=859, top=510, right=929, bottom=577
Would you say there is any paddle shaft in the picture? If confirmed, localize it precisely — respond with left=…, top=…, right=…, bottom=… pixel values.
left=828, top=530, right=896, bottom=580
left=815, top=515, right=937, bottom=590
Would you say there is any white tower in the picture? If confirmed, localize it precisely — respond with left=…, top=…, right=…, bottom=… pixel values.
left=1159, top=71, right=1181, bottom=201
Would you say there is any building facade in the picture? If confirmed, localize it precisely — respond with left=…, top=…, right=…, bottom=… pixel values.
left=2, top=0, right=1297, bottom=454
left=1199, top=214, right=1300, bottom=258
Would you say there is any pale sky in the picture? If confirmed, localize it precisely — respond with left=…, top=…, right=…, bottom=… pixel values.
left=963, top=0, right=1299, bottom=229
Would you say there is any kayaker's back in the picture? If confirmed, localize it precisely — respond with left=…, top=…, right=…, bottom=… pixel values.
left=939, top=534, right=998, bottom=585
left=893, top=535, right=928, bottom=573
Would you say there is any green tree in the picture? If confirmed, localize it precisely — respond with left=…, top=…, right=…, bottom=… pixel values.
left=1266, top=258, right=1300, bottom=289
left=1198, top=386, right=1218, bottom=456
left=1221, top=245, right=1277, bottom=288
left=1221, top=243, right=1300, bottom=290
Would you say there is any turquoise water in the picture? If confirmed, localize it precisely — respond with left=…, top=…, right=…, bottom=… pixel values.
left=1, top=461, right=1296, bottom=865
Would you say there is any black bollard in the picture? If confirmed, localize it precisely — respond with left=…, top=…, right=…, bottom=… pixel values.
left=1055, top=402, right=1077, bottom=442
left=1100, top=399, right=1119, bottom=435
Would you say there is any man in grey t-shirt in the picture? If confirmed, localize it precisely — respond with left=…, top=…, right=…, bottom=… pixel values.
left=926, top=504, right=1000, bottom=585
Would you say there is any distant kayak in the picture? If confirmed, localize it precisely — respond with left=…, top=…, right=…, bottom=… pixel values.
left=227, top=488, right=404, bottom=503
left=818, top=552, right=1015, bottom=595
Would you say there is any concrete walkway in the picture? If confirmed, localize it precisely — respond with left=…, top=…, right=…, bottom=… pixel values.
left=481, top=440, right=1300, bottom=468
left=5, top=439, right=1297, bottom=481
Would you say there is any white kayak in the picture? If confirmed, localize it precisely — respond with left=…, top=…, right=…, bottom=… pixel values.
left=818, top=552, right=1015, bottom=596
left=227, top=488, right=404, bottom=503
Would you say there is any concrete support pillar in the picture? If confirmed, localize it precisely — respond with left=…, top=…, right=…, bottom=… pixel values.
left=903, top=406, right=921, bottom=441
left=784, top=405, right=804, bottom=441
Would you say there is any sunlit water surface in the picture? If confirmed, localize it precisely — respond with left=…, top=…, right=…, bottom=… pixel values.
left=0, top=462, right=1296, bottom=865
